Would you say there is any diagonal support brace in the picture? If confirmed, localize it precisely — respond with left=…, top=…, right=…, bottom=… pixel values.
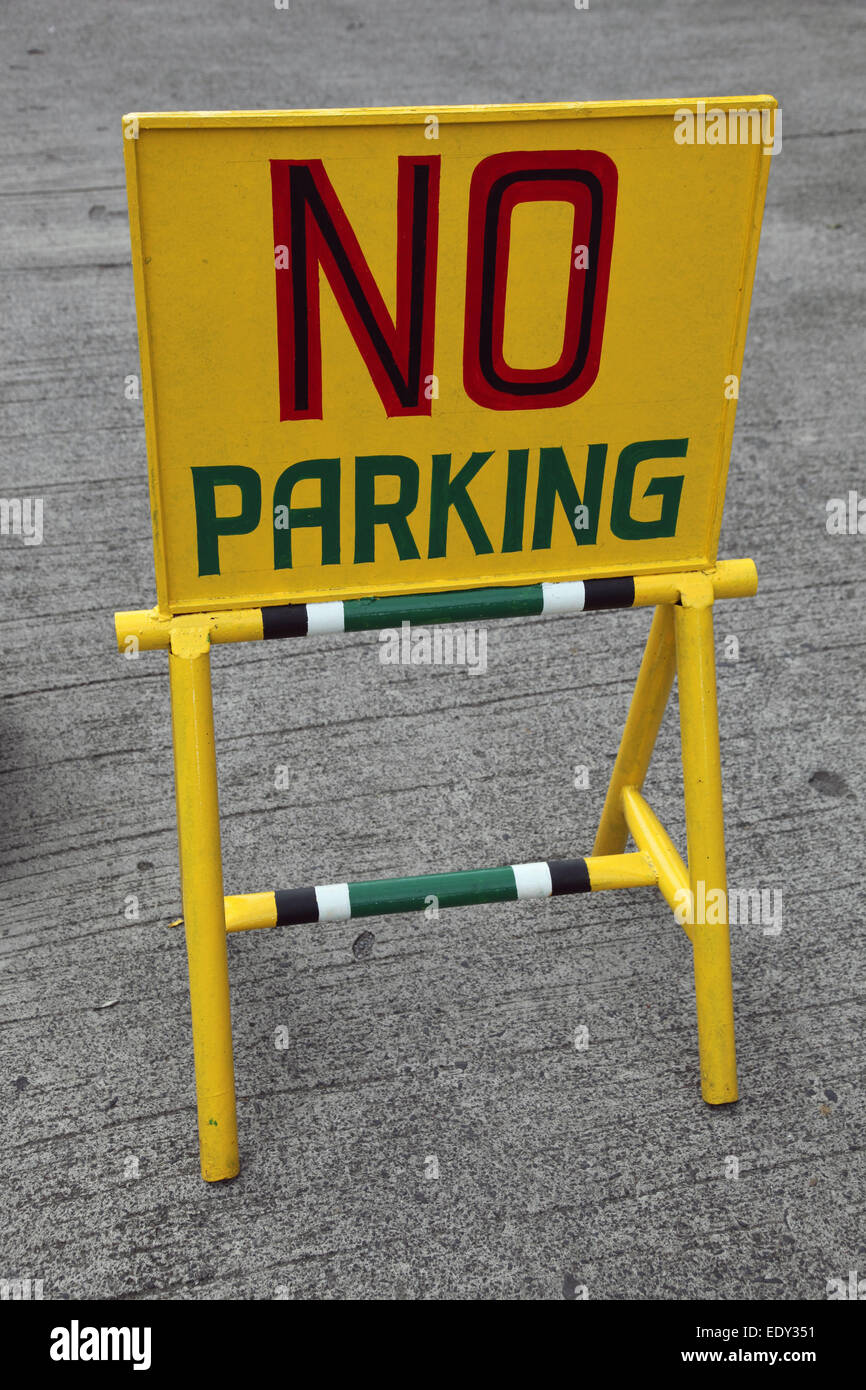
left=593, top=603, right=677, bottom=855
left=621, top=785, right=693, bottom=942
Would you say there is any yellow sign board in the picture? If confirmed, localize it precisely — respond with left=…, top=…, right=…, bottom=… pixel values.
left=124, top=99, right=775, bottom=616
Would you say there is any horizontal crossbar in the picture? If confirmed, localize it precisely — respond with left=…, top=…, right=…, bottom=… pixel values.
left=115, top=559, right=758, bottom=651
left=220, top=852, right=658, bottom=932
left=261, top=575, right=629, bottom=638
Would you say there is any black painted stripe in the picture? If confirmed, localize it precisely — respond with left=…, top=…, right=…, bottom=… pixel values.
left=582, top=576, right=636, bottom=611
left=274, top=886, right=319, bottom=925
left=261, top=604, right=309, bottom=639
left=548, top=857, right=591, bottom=895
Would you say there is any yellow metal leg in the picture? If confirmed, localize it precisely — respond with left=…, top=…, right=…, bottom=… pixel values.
left=593, top=604, right=676, bottom=856
left=169, top=626, right=240, bottom=1180
left=675, top=577, right=738, bottom=1105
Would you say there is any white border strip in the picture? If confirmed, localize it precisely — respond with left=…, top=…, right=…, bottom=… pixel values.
left=315, top=883, right=352, bottom=921
left=512, top=862, right=554, bottom=900
left=541, top=581, right=586, bottom=615
left=306, top=601, right=346, bottom=635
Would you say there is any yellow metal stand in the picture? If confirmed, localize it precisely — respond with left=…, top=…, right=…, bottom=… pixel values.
left=169, top=625, right=239, bottom=1181
left=126, top=560, right=755, bottom=1178
left=594, top=603, right=677, bottom=857
left=594, top=574, right=738, bottom=1104
left=674, top=576, right=737, bottom=1103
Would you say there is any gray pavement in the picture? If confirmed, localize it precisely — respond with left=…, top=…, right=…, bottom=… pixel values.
left=1, top=0, right=864, bottom=1300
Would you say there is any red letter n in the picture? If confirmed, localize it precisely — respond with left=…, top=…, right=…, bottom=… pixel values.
left=270, top=157, right=440, bottom=420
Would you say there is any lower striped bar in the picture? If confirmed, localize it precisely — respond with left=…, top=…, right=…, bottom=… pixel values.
left=261, top=576, right=636, bottom=640
left=223, top=853, right=657, bottom=932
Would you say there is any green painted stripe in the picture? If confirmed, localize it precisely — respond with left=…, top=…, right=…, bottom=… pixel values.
left=343, top=584, right=544, bottom=631
left=348, top=866, right=518, bottom=918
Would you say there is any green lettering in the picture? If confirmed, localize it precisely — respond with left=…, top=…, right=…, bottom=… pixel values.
left=532, top=445, right=605, bottom=550
left=610, top=439, right=687, bottom=540
left=428, top=451, right=494, bottom=559
left=273, top=459, right=340, bottom=569
left=501, top=449, right=529, bottom=553
left=191, top=464, right=262, bottom=577
left=354, top=456, right=420, bottom=563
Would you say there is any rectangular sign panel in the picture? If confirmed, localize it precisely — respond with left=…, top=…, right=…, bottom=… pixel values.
left=123, top=98, right=775, bottom=615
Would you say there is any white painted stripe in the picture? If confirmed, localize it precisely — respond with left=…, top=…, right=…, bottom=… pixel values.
left=306, top=600, right=345, bottom=635
left=512, top=861, right=553, bottom=900
left=541, top=581, right=585, bottom=615
left=315, top=883, right=352, bottom=921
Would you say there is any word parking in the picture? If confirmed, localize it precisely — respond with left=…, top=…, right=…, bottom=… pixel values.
left=193, top=439, right=689, bottom=577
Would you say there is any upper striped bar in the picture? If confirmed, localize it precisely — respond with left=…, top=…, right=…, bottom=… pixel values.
left=260, top=577, right=634, bottom=640
left=114, top=560, right=758, bottom=651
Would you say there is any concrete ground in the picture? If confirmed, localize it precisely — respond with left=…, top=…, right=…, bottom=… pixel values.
left=1, top=0, right=864, bottom=1300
